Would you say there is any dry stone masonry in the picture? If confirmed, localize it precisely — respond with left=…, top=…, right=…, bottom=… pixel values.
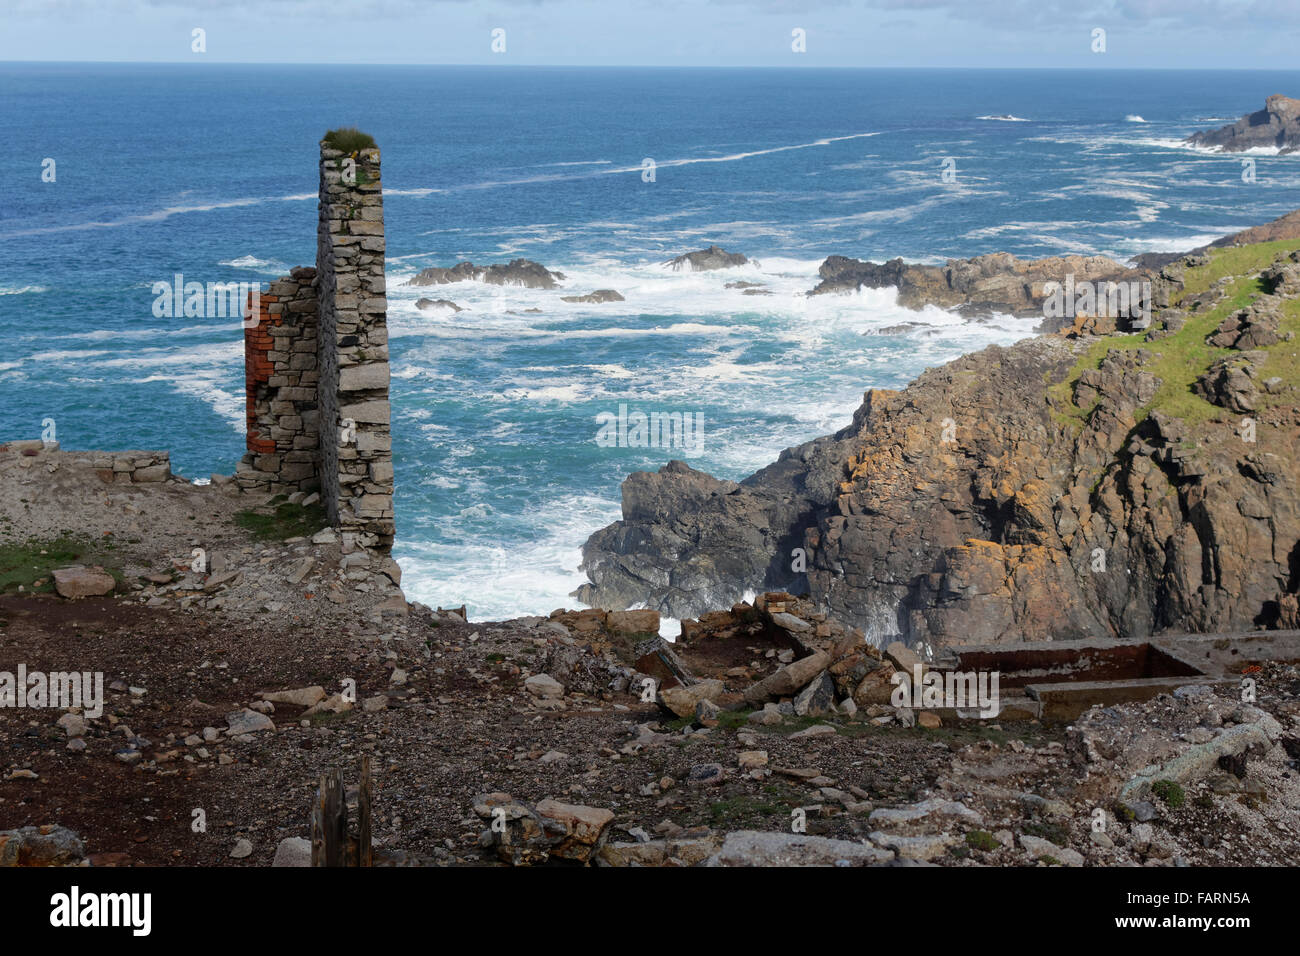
left=316, top=144, right=394, bottom=551
left=236, top=140, right=394, bottom=553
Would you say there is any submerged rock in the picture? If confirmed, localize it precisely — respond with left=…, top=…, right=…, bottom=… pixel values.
left=561, top=289, right=624, bottom=303
left=664, top=245, right=749, bottom=272
left=415, top=297, right=463, bottom=312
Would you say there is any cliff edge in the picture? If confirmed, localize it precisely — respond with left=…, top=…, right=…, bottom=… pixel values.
left=580, top=227, right=1300, bottom=649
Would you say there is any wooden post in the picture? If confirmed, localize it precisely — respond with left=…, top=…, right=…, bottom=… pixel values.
left=323, top=769, right=345, bottom=867
left=358, top=756, right=373, bottom=868
left=309, top=762, right=373, bottom=867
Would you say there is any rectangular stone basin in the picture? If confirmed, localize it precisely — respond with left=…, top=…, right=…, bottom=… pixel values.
left=946, top=639, right=1221, bottom=722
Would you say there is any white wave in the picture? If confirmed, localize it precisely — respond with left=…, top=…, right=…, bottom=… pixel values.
left=393, top=492, right=622, bottom=622
left=497, top=384, right=588, bottom=403
left=531, top=159, right=612, bottom=168
left=0, top=284, right=48, bottom=295
left=394, top=131, right=886, bottom=197
left=1119, top=232, right=1230, bottom=255
left=28, top=348, right=113, bottom=362
left=1125, top=115, right=1147, bottom=123
left=977, top=114, right=1030, bottom=122
left=1127, top=135, right=1294, bottom=158
left=133, top=372, right=244, bottom=432
left=0, top=193, right=315, bottom=238
left=219, top=255, right=288, bottom=274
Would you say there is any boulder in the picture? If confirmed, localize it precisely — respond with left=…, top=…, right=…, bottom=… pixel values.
left=1206, top=301, right=1283, bottom=349
left=524, top=673, right=564, bottom=699
left=743, top=651, right=830, bottom=705
left=224, top=708, right=275, bottom=736
left=792, top=671, right=836, bottom=716
left=0, top=825, right=85, bottom=867
left=1194, top=358, right=1258, bottom=413
left=869, top=831, right=959, bottom=861
left=606, top=609, right=660, bottom=635
left=660, top=679, right=724, bottom=718
left=535, top=799, right=615, bottom=862
left=272, top=837, right=312, bottom=867
left=884, top=641, right=923, bottom=673
left=52, top=566, right=115, bottom=599
left=259, top=686, right=326, bottom=708
left=473, top=793, right=612, bottom=865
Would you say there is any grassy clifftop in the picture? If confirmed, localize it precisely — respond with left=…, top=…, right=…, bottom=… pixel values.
left=1051, top=238, right=1300, bottom=427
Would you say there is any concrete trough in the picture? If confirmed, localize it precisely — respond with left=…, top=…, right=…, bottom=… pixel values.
left=939, top=638, right=1227, bottom=722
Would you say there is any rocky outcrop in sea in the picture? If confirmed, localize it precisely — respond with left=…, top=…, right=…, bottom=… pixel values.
left=406, top=258, right=565, bottom=289
left=664, top=245, right=750, bottom=272
left=1187, top=94, right=1300, bottom=154
left=808, top=251, right=1149, bottom=325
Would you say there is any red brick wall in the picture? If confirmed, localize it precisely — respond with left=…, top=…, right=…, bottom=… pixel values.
left=235, top=267, right=321, bottom=493
left=244, top=294, right=278, bottom=457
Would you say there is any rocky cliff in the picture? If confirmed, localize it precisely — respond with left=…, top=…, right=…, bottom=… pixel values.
left=580, top=231, right=1300, bottom=649
left=1187, top=94, right=1300, bottom=154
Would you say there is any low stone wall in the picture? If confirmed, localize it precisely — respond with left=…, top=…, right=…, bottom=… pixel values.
left=89, top=450, right=172, bottom=484
left=1, top=442, right=170, bottom=483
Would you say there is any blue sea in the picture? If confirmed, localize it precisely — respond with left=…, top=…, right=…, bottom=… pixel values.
left=3, top=65, right=1299, bottom=622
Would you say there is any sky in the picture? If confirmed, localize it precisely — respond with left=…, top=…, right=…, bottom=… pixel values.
left=1, top=0, right=1298, bottom=68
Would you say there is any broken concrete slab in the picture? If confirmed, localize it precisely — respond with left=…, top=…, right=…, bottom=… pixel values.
left=705, top=830, right=893, bottom=866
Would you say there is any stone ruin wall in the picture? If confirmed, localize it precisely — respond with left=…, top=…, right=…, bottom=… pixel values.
left=237, top=267, right=320, bottom=493
left=236, top=141, right=394, bottom=554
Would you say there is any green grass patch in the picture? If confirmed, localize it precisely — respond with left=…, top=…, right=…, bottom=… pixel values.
left=1048, top=239, right=1300, bottom=434
left=1022, top=820, right=1069, bottom=847
left=1174, top=239, right=1300, bottom=302
left=766, top=715, right=841, bottom=736
left=235, top=500, right=328, bottom=542
left=707, top=795, right=785, bottom=827
left=323, top=127, right=376, bottom=153
left=1254, top=296, right=1300, bottom=406
left=1152, top=779, right=1185, bottom=809
left=0, top=536, right=106, bottom=595
left=306, top=709, right=350, bottom=727
left=966, top=830, right=999, bottom=852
